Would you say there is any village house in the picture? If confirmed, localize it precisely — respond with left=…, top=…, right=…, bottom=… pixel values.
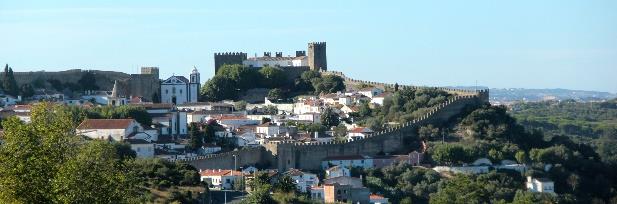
left=255, top=122, right=280, bottom=136
left=284, top=169, right=320, bottom=193
left=326, top=166, right=350, bottom=179
left=323, top=176, right=370, bottom=204
left=322, top=155, right=373, bottom=169
left=347, top=127, right=374, bottom=141
left=370, top=92, right=392, bottom=106
left=200, top=169, right=242, bottom=190
left=124, top=139, right=155, bottom=158
left=76, top=119, right=144, bottom=141
left=357, top=87, right=384, bottom=99
left=526, top=176, right=555, bottom=194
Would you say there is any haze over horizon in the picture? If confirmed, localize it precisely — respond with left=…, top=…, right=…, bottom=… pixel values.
left=1, top=0, right=616, bottom=93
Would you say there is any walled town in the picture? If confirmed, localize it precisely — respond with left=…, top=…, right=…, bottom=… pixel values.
left=1, top=42, right=615, bottom=204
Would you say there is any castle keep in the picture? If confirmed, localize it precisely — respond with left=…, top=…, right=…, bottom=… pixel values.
left=213, top=42, right=328, bottom=76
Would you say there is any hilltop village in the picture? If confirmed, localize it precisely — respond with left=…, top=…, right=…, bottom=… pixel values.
left=2, top=42, right=611, bottom=204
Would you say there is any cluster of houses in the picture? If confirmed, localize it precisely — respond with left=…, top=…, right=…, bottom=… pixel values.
left=0, top=78, right=397, bottom=162
left=199, top=165, right=389, bottom=204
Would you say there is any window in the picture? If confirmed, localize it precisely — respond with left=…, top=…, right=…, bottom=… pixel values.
left=172, top=87, right=176, bottom=94
left=165, top=89, right=168, bottom=94
left=180, top=89, right=182, bottom=94
left=137, top=147, right=141, bottom=152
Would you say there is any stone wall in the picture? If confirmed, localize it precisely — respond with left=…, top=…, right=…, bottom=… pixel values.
left=271, top=94, right=485, bottom=170
left=177, top=147, right=272, bottom=170
left=178, top=70, right=489, bottom=171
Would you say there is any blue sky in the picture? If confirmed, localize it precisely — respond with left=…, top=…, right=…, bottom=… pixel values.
left=1, top=0, right=616, bottom=92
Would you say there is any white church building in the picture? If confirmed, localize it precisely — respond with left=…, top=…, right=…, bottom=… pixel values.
left=161, top=67, right=200, bottom=105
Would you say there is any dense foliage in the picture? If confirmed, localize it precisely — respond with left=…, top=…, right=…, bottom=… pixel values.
left=244, top=173, right=315, bottom=204
left=424, top=104, right=617, bottom=203
left=66, top=105, right=153, bottom=127
left=200, top=65, right=345, bottom=101
left=0, top=103, right=140, bottom=203
left=353, top=87, right=452, bottom=131
left=511, top=99, right=617, bottom=139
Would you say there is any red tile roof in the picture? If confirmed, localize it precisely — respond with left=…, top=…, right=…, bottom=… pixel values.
left=370, top=194, right=385, bottom=199
left=77, top=119, right=135, bottom=130
left=217, top=115, right=248, bottom=120
left=350, top=127, right=373, bottom=134
left=200, top=169, right=242, bottom=177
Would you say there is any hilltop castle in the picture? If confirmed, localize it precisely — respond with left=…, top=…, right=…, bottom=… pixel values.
left=213, top=42, right=328, bottom=74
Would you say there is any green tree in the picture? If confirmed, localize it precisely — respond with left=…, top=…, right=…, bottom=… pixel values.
left=259, top=66, right=287, bottom=88
left=0, top=103, right=138, bottom=203
left=320, top=107, right=340, bottom=128
left=200, top=75, right=237, bottom=101
left=275, top=175, right=297, bottom=193
left=53, top=141, right=138, bottom=203
left=78, top=71, right=99, bottom=91
left=267, top=88, right=285, bottom=101
left=429, top=175, right=489, bottom=204
left=311, top=75, right=345, bottom=94
left=188, top=123, right=203, bottom=151
left=418, top=124, right=440, bottom=141
left=515, top=151, right=528, bottom=164
left=2, top=65, right=19, bottom=96
left=19, top=84, right=35, bottom=98
left=216, top=64, right=260, bottom=90
left=334, top=124, right=348, bottom=141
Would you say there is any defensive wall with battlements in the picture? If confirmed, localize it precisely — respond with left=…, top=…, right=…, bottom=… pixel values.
left=177, top=71, right=489, bottom=171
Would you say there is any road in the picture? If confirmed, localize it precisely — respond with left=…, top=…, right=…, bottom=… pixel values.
left=209, top=190, right=247, bottom=204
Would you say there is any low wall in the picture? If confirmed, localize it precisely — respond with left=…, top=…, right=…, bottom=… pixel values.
left=176, top=147, right=271, bottom=170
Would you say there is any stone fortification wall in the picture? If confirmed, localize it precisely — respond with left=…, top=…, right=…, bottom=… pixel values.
left=271, top=94, right=485, bottom=170
left=174, top=147, right=272, bottom=170
left=13, top=69, right=130, bottom=91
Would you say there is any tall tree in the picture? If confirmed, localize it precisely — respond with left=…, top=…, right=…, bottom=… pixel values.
left=320, top=107, right=340, bottom=128
left=77, top=71, right=99, bottom=91
left=2, top=65, right=19, bottom=96
left=188, top=123, right=203, bottom=151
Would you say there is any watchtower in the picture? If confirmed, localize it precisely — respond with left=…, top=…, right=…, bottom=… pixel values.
left=308, top=42, right=327, bottom=71
left=214, top=52, right=247, bottom=74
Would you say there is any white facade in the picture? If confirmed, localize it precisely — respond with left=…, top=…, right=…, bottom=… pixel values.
left=358, top=87, right=384, bottom=98
left=129, top=142, right=155, bottom=158
left=161, top=68, right=200, bottom=105
left=76, top=119, right=143, bottom=141
left=322, top=156, right=373, bottom=170
left=526, top=177, right=555, bottom=194
left=286, top=170, right=320, bottom=193
left=200, top=170, right=242, bottom=190
left=242, top=56, right=307, bottom=68
left=256, top=123, right=280, bottom=136
left=326, top=166, right=351, bottom=179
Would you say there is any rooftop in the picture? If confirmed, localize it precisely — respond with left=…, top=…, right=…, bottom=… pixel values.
left=77, top=119, right=135, bottom=130
left=200, top=169, right=242, bottom=177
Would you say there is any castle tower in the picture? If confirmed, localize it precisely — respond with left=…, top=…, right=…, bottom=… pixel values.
left=141, top=67, right=160, bottom=79
left=308, top=42, right=327, bottom=71
left=189, top=66, right=200, bottom=103
left=214, top=52, right=247, bottom=74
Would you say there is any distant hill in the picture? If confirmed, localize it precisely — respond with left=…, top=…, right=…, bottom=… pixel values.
left=445, top=86, right=617, bottom=103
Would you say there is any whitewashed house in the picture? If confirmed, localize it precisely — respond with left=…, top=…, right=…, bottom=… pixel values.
left=76, top=119, right=143, bottom=141
left=526, top=176, right=555, bottom=194
left=358, top=87, right=384, bottom=98
left=124, top=139, right=155, bottom=158
left=200, top=169, right=242, bottom=190
left=322, top=155, right=373, bottom=169
left=347, top=127, right=374, bottom=141
left=285, top=169, right=320, bottom=193
left=326, top=166, right=350, bottom=179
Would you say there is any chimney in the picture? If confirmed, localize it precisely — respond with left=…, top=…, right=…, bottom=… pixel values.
left=218, top=169, right=221, bottom=172
left=526, top=176, right=532, bottom=183
left=314, top=131, right=319, bottom=138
